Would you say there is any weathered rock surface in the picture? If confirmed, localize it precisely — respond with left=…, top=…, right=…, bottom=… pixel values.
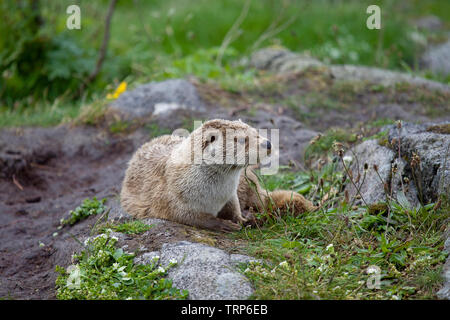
left=413, top=15, right=443, bottom=32
left=437, top=234, right=450, bottom=299
left=421, top=39, right=450, bottom=77
left=329, top=64, right=449, bottom=92
left=250, top=47, right=324, bottom=73
left=110, top=79, right=206, bottom=120
left=134, top=241, right=255, bottom=300
left=387, top=122, right=450, bottom=203
left=345, top=122, right=449, bottom=206
left=238, top=110, right=318, bottom=168
left=250, top=47, right=449, bottom=93
left=344, top=140, right=419, bottom=206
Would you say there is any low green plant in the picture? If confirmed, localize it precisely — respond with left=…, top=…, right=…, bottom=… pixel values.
left=305, top=129, right=358, bottom=159
left=100, top=220, right=153, bottom=235
left=55, top=230, right=187, bottom=300
left=61, top=197, right=107, bottom=226
left=234, top=137, right=448, bottom=300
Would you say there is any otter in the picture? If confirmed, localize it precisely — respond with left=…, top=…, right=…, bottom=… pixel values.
left=120, top=119, right=316, bottom=232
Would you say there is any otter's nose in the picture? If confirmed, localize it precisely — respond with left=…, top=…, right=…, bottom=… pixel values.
left=261, top=140, right=271, bottom=150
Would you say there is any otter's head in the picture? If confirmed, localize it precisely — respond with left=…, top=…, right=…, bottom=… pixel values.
left=191, top=119, right=271, bottom=167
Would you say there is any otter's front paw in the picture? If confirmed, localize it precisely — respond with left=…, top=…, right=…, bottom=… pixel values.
left=241, top=210, right=257, bottom=227
left=218, top=220, right=241, bottom=232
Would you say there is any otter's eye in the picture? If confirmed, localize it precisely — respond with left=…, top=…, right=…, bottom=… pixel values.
left=210, top=135, right=216, bottom=143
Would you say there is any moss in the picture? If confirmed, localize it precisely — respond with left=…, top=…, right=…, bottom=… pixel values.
left=109, top=120, right=130, bottom=134
left=426, top=123, right=450, bottom=135
left=368, top=203, right=389, bottom=215
left=99, top=220, right=153, bottom=235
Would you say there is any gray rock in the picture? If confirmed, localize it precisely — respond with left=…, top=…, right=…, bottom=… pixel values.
left=345, top=122, right=450, bottom=205
left=134, top=251, right=161, bottom=265
left=413, top=15, right=443, bottom=32
left=136, top=241, right=254, bottom=299
left=230, top=254, right=262, bottom=266
left=437, top=226, right=450, bottom=300
left=344, top=140, right=419, bottom=206
left=107, top=199, right=132, bottom=222
left=387, top=122, right=450, bottom=202
left=345, top=140, right=396, bottom=205
left=239, top=111, right=318, bottom=168
left=371, top=104, right=429, bottom=123
left=249, top=48, right=449, bottom=92
left=329, top=64, right=449, bottom=92
left=250, top=47, right=324, bottom=73
left=421, top=39, right=450, bottom=76
left=109, top=79, right=206, bottom=120
left=437, top=259, right=450, bottom=300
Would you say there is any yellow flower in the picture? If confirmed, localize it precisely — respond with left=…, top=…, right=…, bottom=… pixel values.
left=107, top=81, right=127, bottom=100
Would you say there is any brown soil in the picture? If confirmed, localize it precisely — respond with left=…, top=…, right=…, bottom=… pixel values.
left=0, top=125, right=247, bottom=299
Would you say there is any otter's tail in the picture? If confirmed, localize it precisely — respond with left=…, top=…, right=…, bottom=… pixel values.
left=264, top=190, right=318, bottom=216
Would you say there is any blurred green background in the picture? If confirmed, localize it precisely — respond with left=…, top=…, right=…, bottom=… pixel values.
left=0, top=0, right=449, bottom=124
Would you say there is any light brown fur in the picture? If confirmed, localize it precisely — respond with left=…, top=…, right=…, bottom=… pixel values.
left=120, top=119, right=316, bottom=232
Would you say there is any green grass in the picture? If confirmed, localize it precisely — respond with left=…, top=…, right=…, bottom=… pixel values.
left=61, top=197, right=107, bottom=226
left=232, top=163, right=448, bottom=299
left=305, top=129, right=358, bottom=159
left=0, top=102, right=81, bottom=128
left=99, top=220, right=153, bottom=235
left=35, top=0, right=450, bottom=90
left=55, top=230, right=187, bottom=300
left=3, top=0, right=449, bottom=127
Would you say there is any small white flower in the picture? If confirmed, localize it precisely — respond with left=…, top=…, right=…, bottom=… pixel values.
left=326, top=243, right=334, bottom=251
left=244, top=268, right=250, bottom=273
left=391, top=295, right=400, bottom=300
left=66, top=265, right=81, bottom=289
left=343, top=155, right=353, bottom=165
left=152, top=255, right=160, bottom=262
left=169, top=258, right=177, bottom=265
left=126, top=297, right=133, bottom=300
left=279, top=261, right=289, bottom=268
left=52, top=232, right=58, bottom=237
left=157, top=266, right=165, bottom=273
left=39, top=242, right=45, bottom=247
